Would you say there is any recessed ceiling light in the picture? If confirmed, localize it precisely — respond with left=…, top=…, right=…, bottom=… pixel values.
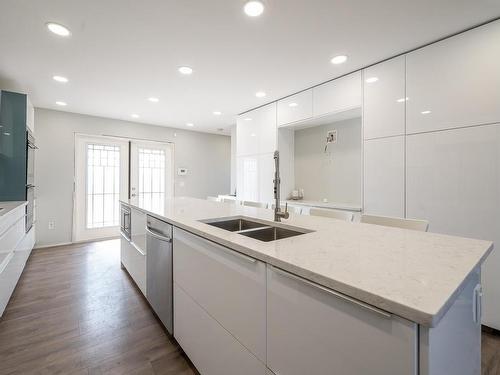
left=331, top=55, right=348, bottom=65
left=421, top=110, right=432, bottom=115
left=186, top=122, right=194, bottom=127
left=148, top=97, right=159, bottom=103
left=53, top=75, right=68, bottom=83
left=288, top=102, right=298, bottom=107
left=244, top=1, right=264, bottom=17
left=55, top=101, right=67, bottom=106
left=244, top=117, right=252, bottom=121
left=250, top=133, right=256, bottom=137
left=396, top=97, right=409, bottom=103
left=213, top=111, right=222, bottom=116
left=46, top=22, right=71, bottom=37
left=365, top=77, right=379, bottom=83
left=178, top=66, right=193, bottom=75
left=255, top=91, right=266, bottom=98
left=131, top=114, right=139, bottom=118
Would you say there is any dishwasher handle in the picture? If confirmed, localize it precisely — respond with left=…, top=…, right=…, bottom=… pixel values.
left=146, top=226, right=172, bottom=243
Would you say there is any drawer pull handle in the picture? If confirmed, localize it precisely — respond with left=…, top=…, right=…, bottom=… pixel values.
left=271, top=266, right=392, bottom=319
left=146, top=227, right=172, bottom=243
left=215, top=244, right=257, bottom=264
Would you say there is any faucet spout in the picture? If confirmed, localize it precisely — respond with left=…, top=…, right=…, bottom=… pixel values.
left=273, top=151, right=289, bottom=222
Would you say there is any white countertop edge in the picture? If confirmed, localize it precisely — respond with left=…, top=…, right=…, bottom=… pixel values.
left=0, top=201, right=27, bottom=219
left=121, top=199, right=492, bottom=328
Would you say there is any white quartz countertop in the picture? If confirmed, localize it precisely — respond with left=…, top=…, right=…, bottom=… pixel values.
left=0, top=201, right=27, bottom=219
left=122, top=197, right=493, bottom=327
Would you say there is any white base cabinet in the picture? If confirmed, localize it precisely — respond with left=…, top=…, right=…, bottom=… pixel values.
left=173, top=228, right=266, bottom=362
left=174, top=284, right=267, bottom=375
left=266, top=266, right=417, bottom=375
left=120, top=232, right=146, bottom=296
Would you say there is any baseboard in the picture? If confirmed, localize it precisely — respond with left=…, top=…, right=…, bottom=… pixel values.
left=34, top=236, right=120, bottom=250
left=34, top=242, right=73, bottom=250
left=482, top=325, right=500, bottom=336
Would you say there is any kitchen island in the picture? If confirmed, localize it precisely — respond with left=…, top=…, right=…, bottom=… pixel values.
left=120, top=197, right=492, bottom=375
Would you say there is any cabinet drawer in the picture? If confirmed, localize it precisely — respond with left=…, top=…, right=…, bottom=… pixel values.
left=277, top=89, right=313, bottom=127
left=120, top=234, right=146, bottom=295
left=174, top=283, right=266, bottom=375
left=173, top=228, right=266, bottom=362
left=267, top=266, right=417, bottom=375
left=313, top=71, right=361, bottom=117
left=0, top=214, right=25, bottom=254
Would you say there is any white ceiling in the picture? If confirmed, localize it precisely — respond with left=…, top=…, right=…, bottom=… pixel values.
left=0, top=0, right=499, bottom=135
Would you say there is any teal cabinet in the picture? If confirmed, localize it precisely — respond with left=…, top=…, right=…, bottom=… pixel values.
left=0, top=91, right=27, bottom=201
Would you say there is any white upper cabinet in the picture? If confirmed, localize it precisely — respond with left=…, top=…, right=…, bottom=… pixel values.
left=237, top=102, right=277, bottom=156
left=363, top=56, right=406, bottom=139
left=313, top=71, right=361, bottom=118
left=236, top=153, right=274, bottom=204
left=277, top=89, right=313, bottom=127
left=406, top=21, right=500, bottom=134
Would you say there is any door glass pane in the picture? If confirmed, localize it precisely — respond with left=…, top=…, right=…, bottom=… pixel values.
left=86, top=144, right=120, bottom=228
left=138, top=148, right=166, bottom=212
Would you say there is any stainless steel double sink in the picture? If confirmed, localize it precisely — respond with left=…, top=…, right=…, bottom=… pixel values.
left=200, top=217, right=312, bottom=242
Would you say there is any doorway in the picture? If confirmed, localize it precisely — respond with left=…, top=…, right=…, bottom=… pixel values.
left=73, top=135, right=174, bottom=242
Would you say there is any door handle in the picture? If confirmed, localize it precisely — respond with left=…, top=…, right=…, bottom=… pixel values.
left=270, top=265, right=392, bottom=319
left=146, top=227, right=172, bottom=242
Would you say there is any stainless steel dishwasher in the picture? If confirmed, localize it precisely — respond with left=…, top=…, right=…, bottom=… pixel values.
left=146, top=215, right=173, bottom=334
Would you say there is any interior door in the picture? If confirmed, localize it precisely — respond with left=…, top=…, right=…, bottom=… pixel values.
left=130, top=141, right=174, bottom=213
left=74, top=135, right=129, bottom=242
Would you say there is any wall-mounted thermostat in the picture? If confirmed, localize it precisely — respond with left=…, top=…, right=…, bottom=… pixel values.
left=177, top=168, right=188, bottom=175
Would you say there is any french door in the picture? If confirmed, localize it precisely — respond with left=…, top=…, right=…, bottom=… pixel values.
left=130, top=141, right=174, bottom=213
left=74, top=136, right=174, bottom=242
left=74, top=135, right=129, bottom=242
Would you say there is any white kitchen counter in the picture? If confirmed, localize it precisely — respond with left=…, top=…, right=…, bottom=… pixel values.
left=121, top=197, right=492, bottom=327
left=0, top=201, right=27, bottom=219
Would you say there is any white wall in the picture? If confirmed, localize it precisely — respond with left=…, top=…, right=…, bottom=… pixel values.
left=34, top=108, right=231, bottom=247
left=294, top=118, right=362, bottom=205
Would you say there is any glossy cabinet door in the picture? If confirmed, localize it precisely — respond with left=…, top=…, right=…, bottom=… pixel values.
left=26, top=96, right=34, bottom=133
left=267, top=266, right=417, bottom=375
left=236, top=153, right=275, bottom=205
left=363, top=136, right=405, bottom=217
left=236, top=155, right=259, bottom=202
left=174, top=284, right=267, bottom=375
left=313, top=71, right=361, bottom=118
left=406, top=123, right=500, bottom=330
left=237, top=102, right=277, bottom=156
left=258, top=153, right=274, bottom=205
left=363, top=56, right=406, bottom=139
left=277, top=89, right=313, bottom=127
left=0, top=91, right=27, bottom=201
left=173, top=228, right=266, bottom=362
left=406, top=21, right=500, bottom=134
left=120, top=232, right=146, bottom=295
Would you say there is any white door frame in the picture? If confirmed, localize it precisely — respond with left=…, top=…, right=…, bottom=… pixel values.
left=73, top=134, right=129, bottom=242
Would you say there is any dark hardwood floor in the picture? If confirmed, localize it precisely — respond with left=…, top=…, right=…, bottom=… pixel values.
left=0, top=239, right=197, bottom=375
left=1, top=238, right=499, bottom=374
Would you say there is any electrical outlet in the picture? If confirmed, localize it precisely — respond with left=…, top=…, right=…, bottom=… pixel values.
left=48, top=220, right=55, bottom=230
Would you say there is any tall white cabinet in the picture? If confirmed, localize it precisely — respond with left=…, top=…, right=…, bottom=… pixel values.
left=363, top=56, right=406, bottom=217
left=236, top=103, right=277, bottom=204
left=406, top=123, right=500, bottom=330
